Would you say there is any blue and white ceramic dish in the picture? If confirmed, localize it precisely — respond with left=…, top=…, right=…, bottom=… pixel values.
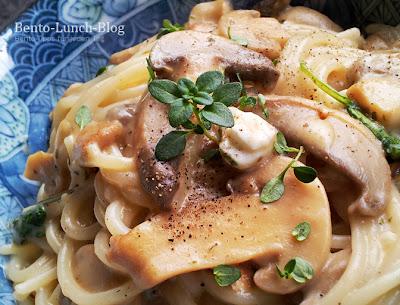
left=0, top=0, right=398, bottom=303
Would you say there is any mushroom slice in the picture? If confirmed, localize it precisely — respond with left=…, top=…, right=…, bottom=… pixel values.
left=109, top=156, right=331, bottom=294
left=264, top=95, right=391, bottom=216
left=150, top=30, right=279, bottom=89
left=218, top=10, right=288, bottom=59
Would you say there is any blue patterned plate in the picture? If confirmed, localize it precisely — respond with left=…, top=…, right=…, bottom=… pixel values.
left=0, top=0, right=398, bottom=303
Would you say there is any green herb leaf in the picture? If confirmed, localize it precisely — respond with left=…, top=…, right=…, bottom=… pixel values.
left=12, top=205, right=47, bottom=244
left=201, top=102, right=234, bottom=128
left=168, top=99, right=193, bottom=127
left=177, top=78, right=197, bottom=96
left=261, top=147, right=304, bottom=203
left=239, top=96, right=257, bottom=108
left=182, top=120, right=196, bottom=130
left=227, top=26, right=248, bottom=47
left=293, top=166, right=317, bottom=183
left=146, top=58, right=155, bottom=81
left=149, top=80, right=181, bottom=104
left=202, top=148, right=220, bottom=162
left=260, top=175, right=285, bottom=203
left=213, top=82, right=242, bottom=106
left=192, top=91, right=213, bottom=105
left=96, top=66, right=107, bottom=77
left=276, top=257, right=314, bottom=284
left=196, top=71, right=225, bottom=93
left=257, top=94, right=269, bottom=119
left=199, top=111, right=212, bottom=130
left=274, top=132, right=300, bottom=155
left=155, top=130, right=190, bottom=161
left=75, top=105, right=92, bottom=130
left=292, top=222, right=311, bottom=241
left=157, top=19, right=184, bottom=39
left=213, top=265, right=241, bottom=287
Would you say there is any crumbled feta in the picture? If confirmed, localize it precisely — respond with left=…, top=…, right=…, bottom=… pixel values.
left=219, top=107, right=277, bottom=170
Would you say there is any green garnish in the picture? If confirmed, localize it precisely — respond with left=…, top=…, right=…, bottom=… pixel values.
left=261, top=147, right=317, bottom=203
left=276, top=257, right=314, bottom=283
left=149, top=71, right=242, bottom=161
left=157, top=19, right=184, bottom=39
left=213, top=265, right=241, bottom=287
left=227, top=26, right=248, bottom=47
left=292, top=222, right=311, bottom=241
left=96, top=66, right=107, bottom=77
left=257, top=94, right=269, bottom=119
left=300, top=62, right=400, bottom=160
left=11, top=189, right=76, bottom=244
left=202, top=148, right=220, bottom=162
left=293, top=166, right=318, bottom=183
left=146, top=58, right=155, bottom=81
left=75, top=105, right=92, bottom=130
left=12, top=205, right=46, bottom=244
left=274, top=132, right=300, bottom=155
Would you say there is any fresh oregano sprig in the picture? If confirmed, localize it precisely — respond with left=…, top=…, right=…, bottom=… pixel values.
left=213, top=265, right=241, bottom=287
left=276, top=257, right=314, bottom=283
left=236, top=74, right=269, bottom=118
left=292, top=222, right=311, bottom=241
left=300, top=62, right=400, bottom=160
left=148, top=71, right=242, bottom=161
left=260, top=146, right=317, bottom=203
left=157, top=19, right=184, bottom=39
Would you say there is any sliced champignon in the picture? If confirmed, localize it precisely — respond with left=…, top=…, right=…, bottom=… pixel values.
left=131, top=94, right=179, bottom=209
left=109, top=156, right=331, bottom=294
left=150, top=30, right=279, bottom=89
left=263, top=95, right=391, bottom=217
left=131, top=94, right=235, bottom=210
left=218, top=10, right=289, bottom=59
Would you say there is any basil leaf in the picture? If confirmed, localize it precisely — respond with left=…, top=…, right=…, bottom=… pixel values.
left=201, top=102, right=234, bottom=128
left=260, top=176, right=284, bottom=203
left=149, top=80, right=181, bottom=104
left=292, top=222, right=311, bottom=241
left=168, top=99, right=193, bottom=127
left=276, top=257, right=314, bottom=284
left=196, top=71, right=224, bottom=93
left=193, top=91, right=213, bottom=105
left=274, top=132, right=299, bottom=155
left=177, top=78, right=197, bottom=95
left=293, top=166, right=317, bottom=183
left=155, top=131, right=189, bottom=161
left=75, top=105, right=92, bottom=130
left=213, top=82, right=242, bottom=106
left=213, top=265, right=241, bottom=287
left=146, top=58, right=155, bottom=81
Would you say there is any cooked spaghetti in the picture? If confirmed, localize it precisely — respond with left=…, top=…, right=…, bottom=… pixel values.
left=2, top=1, right=400, bottom=305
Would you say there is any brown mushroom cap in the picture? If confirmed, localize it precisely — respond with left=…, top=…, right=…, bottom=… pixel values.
left=109, top=156, right=331, bottom=294
left=150, top=30, right=279, bottom=89
left=264, top=95, right=392, bottom=217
